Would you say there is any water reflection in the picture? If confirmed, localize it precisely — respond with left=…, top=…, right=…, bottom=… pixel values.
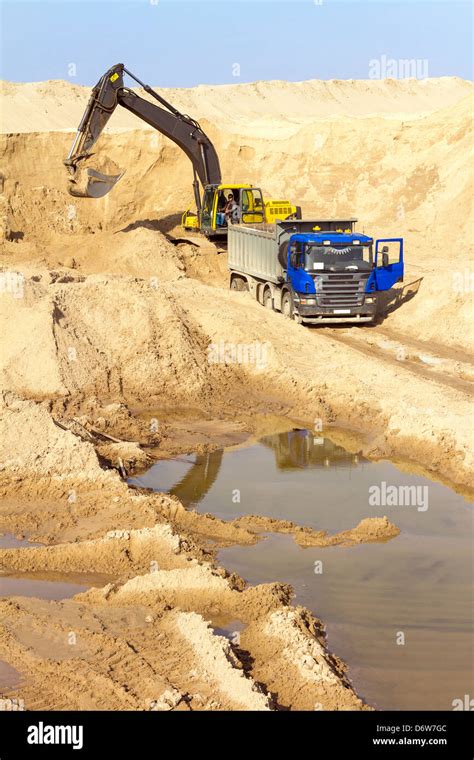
left=170, top=451, right=223, bottom=506
left=260, top=429, right=364, bottom=470
left=130, top=430, right=364, bottom=507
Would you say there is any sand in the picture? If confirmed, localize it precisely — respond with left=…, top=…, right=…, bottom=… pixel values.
left=0, top=74, right=472, bottom=711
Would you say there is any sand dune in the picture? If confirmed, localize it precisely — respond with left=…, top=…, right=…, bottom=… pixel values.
left=1, top=76, right=471, bottom=133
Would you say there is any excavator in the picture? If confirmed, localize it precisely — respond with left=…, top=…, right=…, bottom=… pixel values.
left=64, top=63, right=300, bottom=238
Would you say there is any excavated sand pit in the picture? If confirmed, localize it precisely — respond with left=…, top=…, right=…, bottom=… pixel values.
left=0, top=76, right=472, bottom=711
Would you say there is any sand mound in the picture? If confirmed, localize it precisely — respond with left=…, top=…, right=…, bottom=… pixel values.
left=0, top=394, right=108, bottom=484
left=0, top=269, right=214, bottom=401
left=0, top=525, right=188, bottom=576
left=234, top=515, right=400, bottom=547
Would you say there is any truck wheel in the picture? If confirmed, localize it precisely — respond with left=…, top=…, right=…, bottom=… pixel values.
left=281, top=291, right=294, bottom=319
left=263, top=288, right=273, bottom=310
left=230, top=277, right=247, bottom=291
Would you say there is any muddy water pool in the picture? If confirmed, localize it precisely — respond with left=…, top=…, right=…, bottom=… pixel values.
left=131, top=430, right=473, bottom=709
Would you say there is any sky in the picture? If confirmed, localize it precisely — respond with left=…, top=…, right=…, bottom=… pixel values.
left=0, top=0, right=472, bottom=86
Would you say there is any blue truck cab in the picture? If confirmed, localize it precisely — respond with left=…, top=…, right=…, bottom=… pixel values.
left=285, top=229, right=404, bottom=324
left=227, top=219, right=404, bottom=325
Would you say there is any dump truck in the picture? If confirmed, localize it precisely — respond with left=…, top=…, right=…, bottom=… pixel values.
left=64, top=63, right=300, bottom=238
left=228, top=219, right=404, bottom=324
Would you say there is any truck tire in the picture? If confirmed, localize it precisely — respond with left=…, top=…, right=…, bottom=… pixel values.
left=230, top=276, right=248, bottom=292
left=281, top=291, right=294, bottom=319
left=263, top=287, right=273, bottom=310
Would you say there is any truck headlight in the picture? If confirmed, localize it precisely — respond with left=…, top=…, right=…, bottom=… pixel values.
left=365, top=297, right=375, bottom=303
left=300, top=298, right=316, bottom=306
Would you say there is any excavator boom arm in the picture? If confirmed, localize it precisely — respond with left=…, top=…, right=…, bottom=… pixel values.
left=65, top=63, right=222, bottom=203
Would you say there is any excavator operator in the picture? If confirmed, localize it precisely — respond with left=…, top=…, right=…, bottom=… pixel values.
left=224, top=193, right=241, bottom=224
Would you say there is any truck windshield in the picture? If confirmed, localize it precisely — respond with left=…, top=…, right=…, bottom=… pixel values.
left=305, top=244, right=372, bottom=269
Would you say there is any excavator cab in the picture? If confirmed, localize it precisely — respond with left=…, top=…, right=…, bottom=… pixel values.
left=185, top=184, right=265, bottom=238
left=183, top=187, right=301, bottom=235
left=241, top=187, right=265, bottom=223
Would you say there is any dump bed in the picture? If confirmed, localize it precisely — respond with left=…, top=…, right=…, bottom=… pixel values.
left=228, top=224, right=284, bottom=283
left=228, top=219, right=357, bottom=283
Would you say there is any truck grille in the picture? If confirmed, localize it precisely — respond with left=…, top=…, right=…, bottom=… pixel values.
left=315, top=272, right=369, bottom=308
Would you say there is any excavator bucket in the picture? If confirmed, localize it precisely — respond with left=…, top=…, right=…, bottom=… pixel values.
left=67, top=164, right=124, bottom=199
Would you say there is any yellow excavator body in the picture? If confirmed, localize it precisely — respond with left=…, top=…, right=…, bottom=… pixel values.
left=182, top=184, right=300, bottom=236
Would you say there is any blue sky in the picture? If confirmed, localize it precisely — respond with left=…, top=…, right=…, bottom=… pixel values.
left=1, top=1, right=472, bottom=85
